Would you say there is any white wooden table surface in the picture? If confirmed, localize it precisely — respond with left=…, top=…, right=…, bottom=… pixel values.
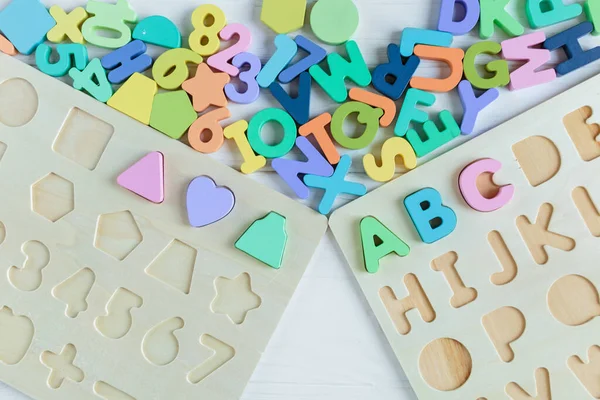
left=1, top=0, right=598, bottom=399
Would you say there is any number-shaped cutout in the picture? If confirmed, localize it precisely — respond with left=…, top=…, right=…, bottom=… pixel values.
left=207, top=23, right=252, bottom=76
left=224, top=52, right=261, bottom=104
left=188, top=4, right=226, bottom=56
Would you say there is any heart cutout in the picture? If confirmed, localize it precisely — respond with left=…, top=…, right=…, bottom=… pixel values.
left=187, top=176, right=235, bottom=227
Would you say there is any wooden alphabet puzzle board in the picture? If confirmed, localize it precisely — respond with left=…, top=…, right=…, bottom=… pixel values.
left=330, top=70, right=600, bottom=399
left=0, top=53, right=327, bottom=400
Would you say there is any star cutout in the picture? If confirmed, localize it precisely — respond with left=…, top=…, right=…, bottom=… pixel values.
left=182, top=63, right=230, bottom=112
left=210, top=272, right=261, bottom=324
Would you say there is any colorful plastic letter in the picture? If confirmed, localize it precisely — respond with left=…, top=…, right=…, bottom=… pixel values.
left=399, top=28, right=453, bottom=57
left=152, top=48, right=203, bottom=90
left=395, top=88, right=436, bottom=136
left=101, top=40, right=152, bottom=84
left=0, top=0, right=56, bottom=55
left=133, top=15, right=181, bottom=48
left=331, top=102, right=383, bottom=150
left=257, top=34, right=297, bottom=88
left=47, top=6, right=88, bottom=44
left=360, top=216, right=410, bottom=274
left=304, top=155, right=367, bottom=215
left=458, top=80, right=499, bottom=135
left=309, top=40, right=372, bottom=103
left=544, top=22, right=600, bottom=75
left=526, top=0, right=582, bottom=29
left=463, top=41, right=509, bottom=89
left=149, top=91, right=198, bottom=139
left=298, top=113, right=340, bottom=164
left=479, top=0, right=525, bottom=39
left=207, top=23, right=252, bottom=76
left=36, top=43, right=88, bottom=77
left=82, top=0, right=137, bottom=49
left=223, top=120, right=267, bottom=174
left=272, top=137, right=334, bottom=199
left=188, top=108, right=231, bottom=154
left=406, top=111, right=461, bottom=157
left=225, top=52, right=261, bottom=104
left=107, top=73, right=157, bottom=125
left=349, top=88, right=397, bottom=127
left=404, top=188, right=457, bottom=244
left=411, top=45, right=464, bottom=92
left=502, top=32, right=556, bottom=90
left=438, top=0, right=480, bottom=35
left=182, top=63, right=230, bottom=112
left=279, top=35, right=327, bottom=83
left=247, top=109, right=297, bottom=158
left=69, top=58, right=113, bottom=103
left=269, top=72, right=312, bottom=125
left=585, top=0, right=600, bottom=35
left=372, top=44, right=420, bottom=100
left=188, top=4, right=226, bottom=56
left=363, top=137, right=417, bottom=182
left=459, top=158, right=514, bottom=212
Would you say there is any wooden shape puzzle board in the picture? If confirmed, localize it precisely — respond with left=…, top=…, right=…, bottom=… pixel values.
left=330, top=72, right=600, bottom=399
left=0, top=53, right=327, bottom=400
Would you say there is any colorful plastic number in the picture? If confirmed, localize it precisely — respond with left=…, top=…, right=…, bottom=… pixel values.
left=406, top=111, right=461, bottom=157
left=188, top=108, right=231, bottom=154
left=400, top=28, right=453, bottom=57
left=257, top=34, right=298, bottom=88
left=223, top=120, right=267, bottom=174
left=479, top=0, right=524, bottom=39
left=438, top=0, right=480, bottom=35
left=372, top=44, right=420, bottom=100
left=269, top=72, right=312, bottom=125
left=304, top=155, right=367, bottom=215
left=363, top=137, right=417, bottom=182
left=410, top=45, right=464, bottom=92
left=279, top=35, right=326, bottom=83
left=224, top=52, right=261, bottom=104
left=101, top=40, right=152, bottom=84
left=247, top=109, right=297, bottom=158
left=526, top=0, right=582, bottom=29
left=207, top=23, right=252, bottom=76
left=47, top=5, right=88, bottom=44
left=331, top=102, right=383, bottom=150
left=152, top=48, right=203, bottom=90
left=107, top=73, right=157, bottom=125
left=458, top=80, right=499, bottom=135
left=36, top=43, right=88, bottom=77
left=463, top=41, right=510, bottom=89
left=272, top=137, right=334, bottom=199
left=502, top=32, right=556, bottom=90
left=395, top=88, right=436, bottom=136
left=189, top=4, right=226, bottom=56
left=309, top=40, right=372, bottom=103
left=0, top=0, right=56, bottom=55
left=182, top=63, right=230, bottom=112
left=404, top=187, right=457, bottom=244
left=298, top=113, right=340, bottom=165
left=69, top=58, right=113, bottom=103
left=544, top=22, right=600, bottom=75
left=133, top=15, right=181, bottom=48
left=82, top=0, right=137, bottom=49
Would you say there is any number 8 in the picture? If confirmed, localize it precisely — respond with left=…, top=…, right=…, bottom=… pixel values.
left=189, top=5, right=226, bottom=56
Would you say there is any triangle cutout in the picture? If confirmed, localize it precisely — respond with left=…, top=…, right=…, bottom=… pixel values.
left=117, top=151, right=164, bottom=203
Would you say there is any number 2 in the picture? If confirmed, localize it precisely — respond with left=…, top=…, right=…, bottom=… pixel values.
left=207, top=23, right=252, bottom=77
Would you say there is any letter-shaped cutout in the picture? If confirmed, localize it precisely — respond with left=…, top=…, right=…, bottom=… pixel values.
left=8, top=241, right=50, bottom=292
left=142, top=317, right=184, bottom=366
left=563, top=106, right=600, bottom=162
left=331, top=101, right=384, bottom=150
left=404, top=188, right=457, bottom=244
left=379, top=274, right=435, bottom=335
left=488, top=230, right=518, bottom=285
left=363, top=137, right=417, bottom=182
left=360, top=216, right=410, bottom=273
left=482, top=306, right=526, bottom=362
left=506, top=368, right=552, bottom=400
left=512, top=136, right=561, bottom=187
left=459, top=158, right=514, bottom=212
left=573, top=186, right=600, bottom=237
left=410, top=45, right=464, bottom=92
left=569, top=345, right=600, bottom=398
left=94, top=288, right=143, bottom=339
left=431, top=252, right=477, bottom=308
left=547, top=274, right=600, bottom=327
left=187, top=334, right=235, bottom=384
left=516, top=203, right=575, bottom=265
left=438, top=0, right=480, bottom=35
left=502, top=32, right=556, bottom=91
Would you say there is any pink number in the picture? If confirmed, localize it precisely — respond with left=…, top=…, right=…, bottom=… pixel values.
left=207, top=23, right=252, bottom=76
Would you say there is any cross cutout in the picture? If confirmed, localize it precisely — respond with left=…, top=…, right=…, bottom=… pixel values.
left=41, top=343, right=84, bottom=389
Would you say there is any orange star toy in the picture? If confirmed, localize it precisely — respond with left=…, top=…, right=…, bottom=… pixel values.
left=182, top=63, right=230, bottom=112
